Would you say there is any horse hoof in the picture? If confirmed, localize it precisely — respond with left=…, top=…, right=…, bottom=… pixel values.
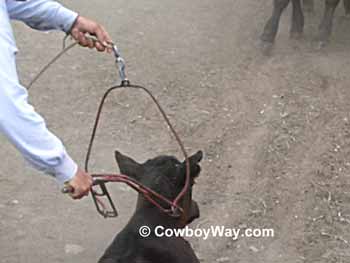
left=258, top=40, right=273, bottom=56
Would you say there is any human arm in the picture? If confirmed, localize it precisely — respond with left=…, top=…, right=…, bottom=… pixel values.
left=7, top=0, right=112, bottom=52
left=0, top=16, right=92, bottom=198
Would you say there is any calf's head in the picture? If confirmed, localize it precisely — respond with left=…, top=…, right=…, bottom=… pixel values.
left=115, top=150, right=203, bottom=227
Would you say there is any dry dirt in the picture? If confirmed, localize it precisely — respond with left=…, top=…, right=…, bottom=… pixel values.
left=1, top=0, right=350, bottom=262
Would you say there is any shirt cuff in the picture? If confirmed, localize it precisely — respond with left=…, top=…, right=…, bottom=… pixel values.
left=54, top=6, right=78, bottom=33
left=53, top=154, right=78, bottom=185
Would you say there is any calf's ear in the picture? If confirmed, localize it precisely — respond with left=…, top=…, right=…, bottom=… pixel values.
left=115, top=151, right=143, bottom=180
left=182, top=150, right=203, bottom=178
left=184, top=151, right=203, bottom=166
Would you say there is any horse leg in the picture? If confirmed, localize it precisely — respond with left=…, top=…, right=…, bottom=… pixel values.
left=318, top=0, right=341, bottom=47
left=291, top=0, right=304, bottom=39
left=303, top=0, right=314, bottom=13
left=261, top=0, right=291, bottom=43
left=344, top=0, right=350, bottom=16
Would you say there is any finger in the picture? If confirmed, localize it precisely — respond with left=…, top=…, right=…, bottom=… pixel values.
left=86, top=37, right=95, bottom=49
left=70, top=25, right=93, bottom=48
left=81, top=188, right=91, bottom=197
left=77, top=32, right=89, bottom=47
left=95, top=42, right=106, bottom=52
left=94, top=25, right=112, bottom=47
left=71, top=190, right=86, bottom=200
left=69, top=191, right=82, bottom=200
left=72, top=195, right=83, bottom=200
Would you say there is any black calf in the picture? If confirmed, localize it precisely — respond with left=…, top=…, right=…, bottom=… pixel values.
left=98, top=150, right=203, bottom=263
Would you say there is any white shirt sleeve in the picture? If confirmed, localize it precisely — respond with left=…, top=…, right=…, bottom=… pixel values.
left=7, top=0, right=78, bottom=32
left=0, top=3, right=77, bottom=185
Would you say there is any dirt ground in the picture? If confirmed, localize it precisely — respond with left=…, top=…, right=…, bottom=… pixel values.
left=1, top=0, right=350, bottom=262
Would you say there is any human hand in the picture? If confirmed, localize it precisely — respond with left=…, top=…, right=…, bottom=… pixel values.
left=70, top=16, right=112, bottom=52
left=65, top=168, right=93, bottom=199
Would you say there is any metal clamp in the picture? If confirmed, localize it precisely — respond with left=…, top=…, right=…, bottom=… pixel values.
left=83, top=34, right=129, bottom=86
left=111, top=44, right=129, bottom=86
left=62, top=179, right=118, bottom=218
left=90, top=180, right=118, bottom=218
